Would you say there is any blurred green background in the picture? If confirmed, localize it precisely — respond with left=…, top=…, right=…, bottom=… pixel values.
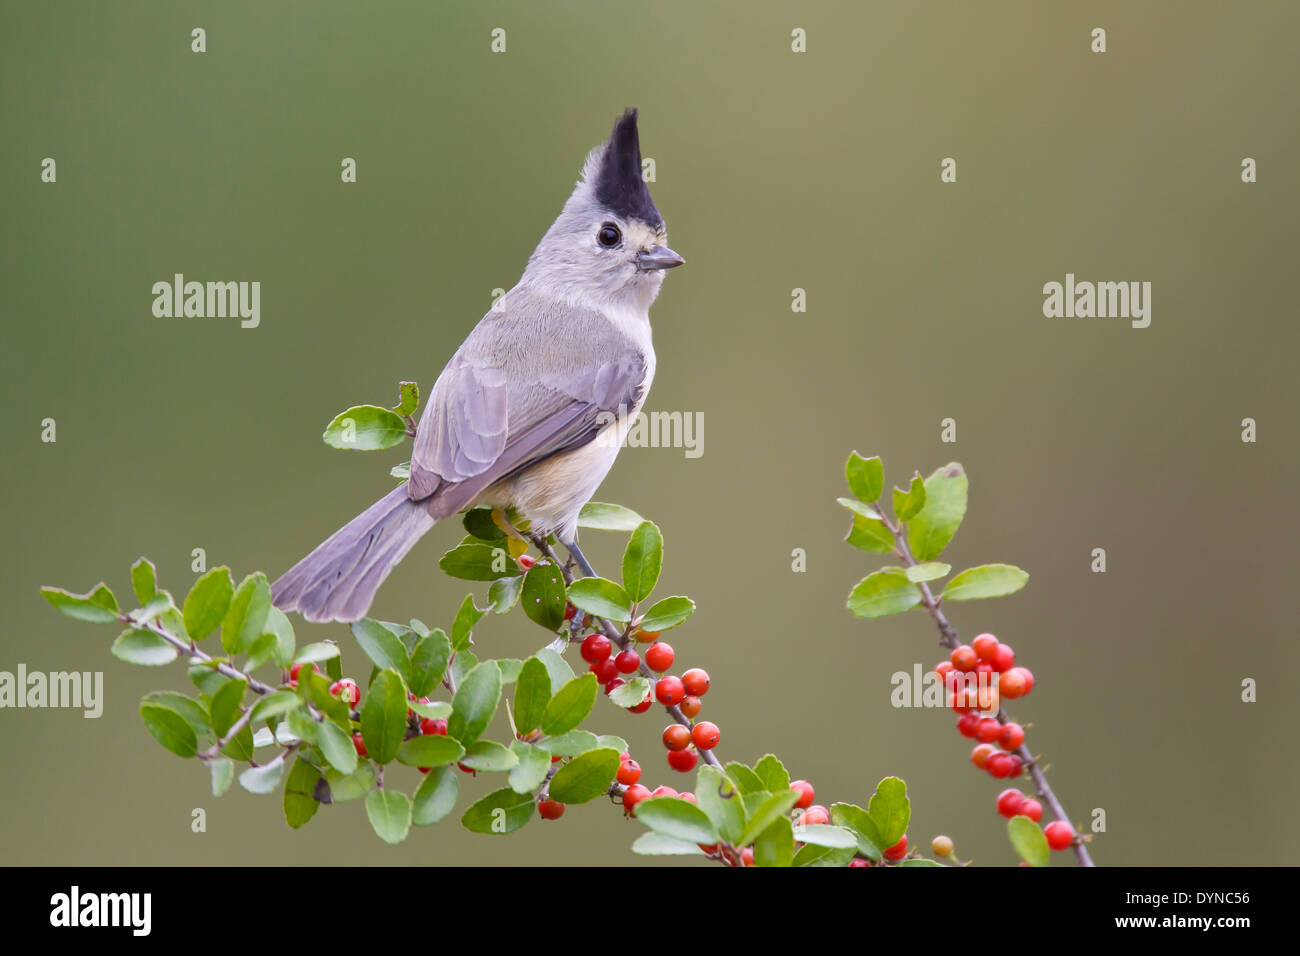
left=3, top=0, right=1297, bottom=866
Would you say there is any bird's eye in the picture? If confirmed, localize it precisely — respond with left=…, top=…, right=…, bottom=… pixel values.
left=597, top=223, right=622, bottom=247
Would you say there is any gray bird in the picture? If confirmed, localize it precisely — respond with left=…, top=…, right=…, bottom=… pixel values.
left=272, top=109, right=683, bottom=623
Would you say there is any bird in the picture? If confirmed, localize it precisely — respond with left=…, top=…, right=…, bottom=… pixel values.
left=272, top=108, right=683, bottom=623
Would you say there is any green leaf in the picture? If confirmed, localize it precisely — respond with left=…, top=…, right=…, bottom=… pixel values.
left=845, top=452, right=883, bottom=502
left=508, top=741, right=551, bottom=794
left=351, top=619, right=411, bottom=684
left=394, top=734, right=464, bottom=769
left=460, top=740, right=519, bottom=772
left=130, top=558, right=157, bottom=605
left=830, top=802, right=884, bottom=860
left=897, top=858, right=943, bottom=866
left=637, top=596, right=694, bottom=632
left=209, top=757, right=234, bottom=797
left=847, top=569, right=922, bottom=618
left=412, top=766, right=459, bottom=825
left=754, top=815, right=795, bottom=867
left=221, top=572, right=271, bottom=655
left=365, top=789, right=413, bottom=844
left=182, top=567, right=234, bottom=640
left=250, top=691, right=301, bottom=724
left=324, top=763, right=377, bottom=803
left=489, top=575, right=523, bottom=614
left=597, top=734, right=629, bottom=754
left=907, top=463, right=968, bottom=561
left=631, top=832, right=706, bottom=856
left=463, top=506, right=506, bottom=542
left=793, top=823, right=859, bottom=848
left=1008, top=815, right=1051, bottom=867
left=209, top=678, right=247, bottom=737
left=608, top=676, right=650, bottom=709
left=450, top=593, right=487, bottom=650
left=548, top=747, right=620, bottom=804
left=242, top=631, right=278, bottom=672
left=448, top=661, right=502, bottom=746
left=793, top=843, right=857, bottom=867
left=360, top=669, right=407, bottom=764
left=409, top=629, right=451, bottom=698
left=634, top=797, right=718, bottom=844
left=537, top=730, right=598, bottom=757
left=283, top=758, right=322, bottom=829
left=141, top=691, right=209, bottom=736
left=139, top=703, right=198, bottom=757
left=324, top=405, right=409, bottom=451
left=535, top=647, right=575, bottom=695
left=513, top=657, right=552, bottom=737
left=696, top=765, right=746, bottom=845
left=941, top=563, right=1029, bottom=602
left=837, top=497, right=883, bottom=520
left=845, top=513, right=896, bottom=554
left=292, top=642, right=340, bottom=664
left=892, top=472, right=927, bottom=521
left=541, top=673, right=598, bottom=736
left=394, top=381, right=419, bottom=417
left=390, top=461, right=411, bottom=480
left=566, top=577, right=632, bottom=623
left=725, top=762, right=766, bottom=795
left=317, top=717, right=359, bottom=774
left=408, top=698, right=452, bottom=720
left=238, top=754, right=286, bottom=794
left=622, top=521, right=663, bottom=603
left=522, top=564, right=568, bottom=631
left=461, top=787, right=534, bottom=834
left=41, top=583, right=120, bottom=624
left=868, top=776, right=911, bottom=847
left=754, top=754, right=790, bottom=793
left=577, top=502, right=645, bottom=531
left=111, top=628, right=178, bottom=666
left=265, top=606, right=296, bottom=667
left=905, top=562, right=951, bottom=583
left=439, top=542, right=518, bottom=582
left=738, top=789, right=800, bottom=847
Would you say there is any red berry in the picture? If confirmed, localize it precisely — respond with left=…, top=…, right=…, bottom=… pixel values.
left=1005, top=754, right=1024, bottom=777
left=628, top=693, right=653, bottom=714
left=645, top=642, right=675, bottom=672
left=517, top=554, right=537, bottom=570
left=992, top=643, right=1015, bottom=672
left=790, top=779, right=815, bottom=810
left=622, top=784, right=651, bottom=814
left=972, top=633, right=1000, bottom=660
left=998, top=722, right=1025, bottom=751
left=934, top=660, right=955, bottom=680
left=1017, top=667, right=1035, bottom=693
left=987, top=753, right=1015, bottom=779
left=288, top=662, right=320, bottom=685
left=563, top=603, right=577, bottom=621
left=849, top=858, right=870, bottom=867
left=667, top=748, right=698, bottom=773
left=458, top=763, right=475, bottom=775
left=617, top=759, right=642, bottom=785
left=352, top=733, right=367, bottom=757
left=614, top=649, right=640, bottom=674
left=691, top=721, right=720, bottom=750
left=950, top=645, right=977, bottom=670
left=802, top=805, right=830, bottom=826
left=678, top=791, right=697, bottom=805
left=679, top=695, right=702, bottom=718
left=1021, top=799, right=1044, bottom=822
left=662, top=724, right=692, bottom=751
left=998, top=668, right=1027, bottom=699
left=996, top=788, right=1026, bottom=818
left=975, top=717, right=1002, bottom=743
left=741, top=847, right=755, bottom=867
left=1044, top=820, right=1075, bottom=851
left=949, top=686, right=979, bottom=714
left=971, top=743, right=996, bottom=769
left=329, top=679, right=360, bottom=706
left=956, top=713, right=981, bottom=738
left=974, top=661, right=994, bottom=677
left=681, top=668, right=710, bottom=696
left=420, top=717, right=448, bottom=736
left=884, top=835, right=908, bottom=861
left=650, top=786, right=679, bottom=798
left=580, top=634, right=611, bottom=663
left=538, top=799, right=565, bottom=820
left=655, top=675, right=686, bottom=706
left=634, top=628, right=662, bottom=644
left=589, top=658, right=619, bottom=683
left=604, top=678, right=626, bottom=696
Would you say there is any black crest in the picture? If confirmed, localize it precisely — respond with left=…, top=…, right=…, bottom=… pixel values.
left=593, top=108, right=663, bottom=228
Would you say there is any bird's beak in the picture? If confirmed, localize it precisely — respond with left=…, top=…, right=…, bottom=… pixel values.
left=636, top=245, right=685, bottom=271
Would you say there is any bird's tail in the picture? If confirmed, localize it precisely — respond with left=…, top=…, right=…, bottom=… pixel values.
left=272, top=484, right=437, bottom=623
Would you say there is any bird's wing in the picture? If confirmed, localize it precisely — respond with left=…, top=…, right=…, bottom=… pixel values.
left=408, top=305, right=648, bottom=518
